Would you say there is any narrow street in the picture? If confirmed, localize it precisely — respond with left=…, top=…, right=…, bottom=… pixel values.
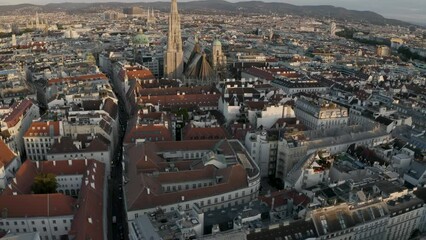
left=108, top=90, right=129, bottom=240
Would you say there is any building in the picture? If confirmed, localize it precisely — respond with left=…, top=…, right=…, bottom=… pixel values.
left=311, top=189, right=424, bottom=240
left=46, top=134, right=112, bottom=174
left=0, top=98, right=40, bottom=154
left=123, top=139, right=261, bottom=219
left=295, top=97, right=349, bottom=130
left=0, top=159, right=106, bottom=240
left=129, top=205, right=204, bottom=240
left=212, top=39, right=227, bottom=70
left=377, top=45, right=391, bottom=57
left=330, top=21, right=336, bottom=38
left=0, top=139, right=20, bottom=189
left=164, top=0, right=184, bottom=80
left=23, top=121, right=64, bottom=161
left=123, top=7, right=144, bottom=16
left=245, top=130, right=279, bottom=177
left=271, top=78, right=329, bottom=95
left=275, top=125, right=391, bottom=180
left=285, top=151, right=333, bottom=191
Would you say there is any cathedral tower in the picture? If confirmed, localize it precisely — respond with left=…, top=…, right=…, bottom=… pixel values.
left=164, top=0, right=184, bottom=80
left=212, top=39, right=226, bottom=70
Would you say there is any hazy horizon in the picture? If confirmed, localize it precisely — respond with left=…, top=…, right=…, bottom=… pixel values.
left=0, top=0, right=424, bottom=25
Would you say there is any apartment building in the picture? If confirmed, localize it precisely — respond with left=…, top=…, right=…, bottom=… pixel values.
left=124, top=139, right=261, bottom=220
left=295, top=97, right=349, bottom=130
left=0, top=159, right=106, bottom=240
left=0, top=98, right=40, bottom=153
left=23, top=121, right=64, bottom=161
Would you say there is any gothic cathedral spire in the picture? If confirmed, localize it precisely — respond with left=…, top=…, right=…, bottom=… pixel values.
left=164, top=0, right=184, bottom=80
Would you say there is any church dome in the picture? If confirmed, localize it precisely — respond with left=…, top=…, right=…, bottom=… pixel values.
left=213, top=39, right=222, bottom=46
left=133, top=34, right=149, bottom=45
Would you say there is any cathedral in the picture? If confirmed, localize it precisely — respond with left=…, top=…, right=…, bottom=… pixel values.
left=184, top=37, right=227, bottom=86
left=164, top=0, right=227, bottom=85
left=164, top=0, right=184, bottom=80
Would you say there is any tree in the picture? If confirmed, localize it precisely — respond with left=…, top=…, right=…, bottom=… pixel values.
left=31, top=173, right=58, bottom=194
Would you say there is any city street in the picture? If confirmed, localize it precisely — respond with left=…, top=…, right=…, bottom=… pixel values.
left=108, top=90, right=129, bottom=240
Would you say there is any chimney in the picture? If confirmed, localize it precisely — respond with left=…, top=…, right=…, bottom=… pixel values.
left=68, top=159, right=72, bottom=166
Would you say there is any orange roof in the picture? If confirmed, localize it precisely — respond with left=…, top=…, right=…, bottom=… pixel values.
left=124, top=140, right=251, bottom=211
left=24, top=121, right=61, bottom=137
left=2, top=99, right=34, bottom=128
left=0, top=139, right=16, bottom=168
left=0, top=194, right=76, bottom=217
left=124, top=125, right=173, bottom=144
left=183, top=125, right=228, bottom=140
left=69, top=160, right=105, bottom=240
left=126, top=68, right=155, bottom=80
left=1, top=159, right=105, bottom=239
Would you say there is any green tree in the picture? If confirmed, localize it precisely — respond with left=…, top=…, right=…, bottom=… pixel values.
left=31, top=173, right=58, bottom=194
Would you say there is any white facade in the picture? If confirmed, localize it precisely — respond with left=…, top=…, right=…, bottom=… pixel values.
left=0, top=100, right=40, bottom=154
left=127, top=180, right=260, bottom=220
left=0, top=216, right=73, bottom=240
left=295, top=99, right=349, bottom=130
left=24, top=136, right=59, bottom=161
left=47, top=151, right=111, bottom=175
left=0, top=155, right=20, bottom=189
left=245, top=131, right=278, bottom=177
left=249, top=104, right=295, bottom=129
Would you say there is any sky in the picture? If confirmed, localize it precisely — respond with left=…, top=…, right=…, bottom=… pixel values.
left=0, top=0, right=424, bottom=25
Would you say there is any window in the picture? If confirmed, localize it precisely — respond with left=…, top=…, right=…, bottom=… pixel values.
left=54, top=226, right=58, bottom=231
left=43, top=227, right=47, bottom=232
left=33, top=228, right=36, bottom=232
left=53, top=220, right=56, bottom=224
left=21, top=221, right=24, bottom=225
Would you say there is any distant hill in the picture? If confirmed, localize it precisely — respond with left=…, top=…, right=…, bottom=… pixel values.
left=0, top=0, right=412, bottom=27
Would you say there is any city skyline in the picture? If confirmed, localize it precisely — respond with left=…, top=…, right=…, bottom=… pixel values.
left=0, top=0, right=424, bottom=24
left=0, top=0, right=425, bottom=239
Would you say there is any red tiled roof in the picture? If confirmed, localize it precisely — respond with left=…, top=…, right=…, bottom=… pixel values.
left=124, top=140, right=251, bottom=211
left=183, top=125, right=228, bottom=141
left=1, top=159, right=105, bottom=239
left=69, top=160, right=105, bottom=240
left=102, top=98, right=118, bottom=120
left=24, top=121, right=61, bottom=137
left=138, top=94, right=220, bottom=108
left=0, top=194, right=76, bottom=218
left=126, top=68, right=155, bottom=80
left=124, top=125, right=173, bottom=144
left=0, top=139, right=16, bottom=169
left=2, top=99, right=34, bottom=128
